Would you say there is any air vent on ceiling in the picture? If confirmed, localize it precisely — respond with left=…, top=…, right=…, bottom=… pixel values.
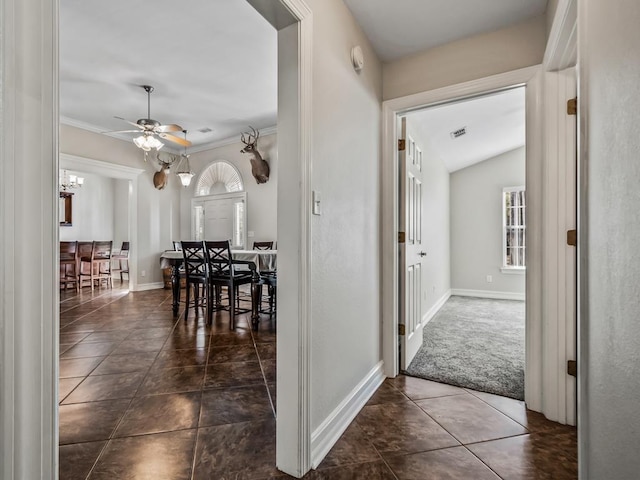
left=450, top=127, right=467, bottom=139
left=198, top=127, right=213, bottom=133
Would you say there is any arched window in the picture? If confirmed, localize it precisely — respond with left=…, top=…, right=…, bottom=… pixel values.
left=195, top=161, right=244, bottom=196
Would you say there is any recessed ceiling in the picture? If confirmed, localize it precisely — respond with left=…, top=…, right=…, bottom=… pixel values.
left=59, top=0, right=277, bottom=150
left=407, top=87, right=525, bottom=173
left=343, top=0, right=548, bottom=62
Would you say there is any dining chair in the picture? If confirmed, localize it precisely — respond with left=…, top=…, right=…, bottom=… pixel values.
left=180, top=241, right=208, bottom=321
left=204, top=240, right=255, bottom=329
left=79, top=241, right=113, bottom=290
left=253, top=241, right=274, bottom=250
left=252, top=270, right=277, bottom=330
left=59, top=241, right=79, bottom=291
left=112, top=241, right=130, bottom=282
left=251, top=241, right=276, bottom=313
left=76, top=241, right=93, bottom=288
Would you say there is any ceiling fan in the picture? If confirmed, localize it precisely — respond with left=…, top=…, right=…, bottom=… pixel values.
left=111, top=85, right=192, bottom=151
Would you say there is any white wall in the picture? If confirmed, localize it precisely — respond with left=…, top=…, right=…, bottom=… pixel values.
left=304, top=0, right=382, bottom=434
left=382, top=15, right=546, bottom=100
left=450, top=147, right=526, bottom=296
left=579, top=0, right=640, bottom=476
left=406, top=120, right=451, bottom=310
left=179, top=133, right=277, bottom=245
left=60, top=124, right=181, bottom=286
left=59, top=172, right=115, bottom=242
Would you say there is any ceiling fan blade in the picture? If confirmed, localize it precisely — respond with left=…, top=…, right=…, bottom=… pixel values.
left=158, top=133, right=192, bottom=147
left=102, top=129, right=144, bottom=134
left=114, top=116, right=144, bottom=129
left=155, top=124, right=183, bottom=133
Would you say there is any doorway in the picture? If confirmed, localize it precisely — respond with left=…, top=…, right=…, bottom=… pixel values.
left=59, top=154, right=142, bottom=291
left=382, top=66, right=549, bottom=408
left=397, top=88, right=527, bottom=400
left=0, top=1, right=313, bottom=479
left=383, top=65, right=577, bottom=424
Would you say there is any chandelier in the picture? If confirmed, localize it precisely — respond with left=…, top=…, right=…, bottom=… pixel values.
left=59, top=170, right=84, bottom=191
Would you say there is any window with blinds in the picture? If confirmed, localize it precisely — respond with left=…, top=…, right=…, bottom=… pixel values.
left=503, top=186, right=526, bottom=269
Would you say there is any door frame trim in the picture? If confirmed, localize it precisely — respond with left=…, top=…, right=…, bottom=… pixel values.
left=381, top=65, right=544, bottom=411
left=246, top=0, right=314, bottom=476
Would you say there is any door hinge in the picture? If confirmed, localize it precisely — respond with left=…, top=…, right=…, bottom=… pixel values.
left=567, top=97, right=577, bottom=115
left=398, top=324, right=406, bottom=336
left=398, top=139, right=406, bottom=151
left=567, top=229, right=577, bottom=246
left=398, top=231, right=405, bottom=244
left=568, top=360, right=577, bottom=377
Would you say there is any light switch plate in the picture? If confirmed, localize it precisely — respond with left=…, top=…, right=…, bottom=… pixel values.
left=312, top=191, right=321, bottom=215
left=248, top=231, right=255, bottom=238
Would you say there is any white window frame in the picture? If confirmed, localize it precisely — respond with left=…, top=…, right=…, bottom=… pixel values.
left=502, top=185, right=526, bottom=272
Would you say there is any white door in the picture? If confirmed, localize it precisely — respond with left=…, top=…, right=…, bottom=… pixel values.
left=204, top=198, right=233, bottom=241
left=399, top=117, right=427, bottom=370
left=191, top=192, right=247, bottom=248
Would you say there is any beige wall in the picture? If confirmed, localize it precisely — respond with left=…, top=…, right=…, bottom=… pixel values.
left=382, top=15, right=546, bottom=100
left=580, top=0, right=640, bottom=476
left=450, top=147, right=526, bottom=296
left=180, top=133, right=278, bottom=244
left=304, top=0, right=383, bottom=432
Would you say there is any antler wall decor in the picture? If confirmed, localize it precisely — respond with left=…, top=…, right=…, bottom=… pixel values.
left=151, top=152, right=180, bottom=190
left=240, top=126, right=270, bottom=184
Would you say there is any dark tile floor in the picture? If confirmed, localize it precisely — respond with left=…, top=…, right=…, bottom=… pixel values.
left=59, top=285, right=577, bottom=479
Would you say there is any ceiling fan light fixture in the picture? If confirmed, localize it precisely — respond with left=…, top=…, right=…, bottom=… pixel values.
left=133, top=134, right=163, bottom=152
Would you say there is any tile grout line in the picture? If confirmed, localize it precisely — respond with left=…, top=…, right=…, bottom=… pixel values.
left=384, top=381, right=529, bottom=469
left=73, top=291, right=181, bottom=479
left=250, top=317, right=277, bottom=419
left=59, top=292, right=176, bottom=403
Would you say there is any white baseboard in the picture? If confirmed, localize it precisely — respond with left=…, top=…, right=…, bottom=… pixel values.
left=422, top=290, right=451, bottom=326
left=451, top=288, right=525, bottom=301
left=131, top=282, right=164, bottom=292
left=310, top=361, right=385, bottom=469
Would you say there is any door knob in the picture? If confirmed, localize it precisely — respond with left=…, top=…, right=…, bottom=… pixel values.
left=418, top=251, right=427, bottom=257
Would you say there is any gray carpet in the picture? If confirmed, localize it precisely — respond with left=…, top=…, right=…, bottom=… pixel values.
left=405, top=295, right=525, bottom=400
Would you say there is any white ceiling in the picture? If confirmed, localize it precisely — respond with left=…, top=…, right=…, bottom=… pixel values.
left=60, top=1, right=541, bottom=151
left=59, top=0, right=277, bottom=150
left=343, top=0, right=548, bottom=62
left=406, top=87, right=525, bottom=173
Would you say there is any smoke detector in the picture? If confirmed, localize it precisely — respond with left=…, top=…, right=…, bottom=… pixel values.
left=450, top=127, right=467, bottom=139
left=198, top=127, right=213, bottom=133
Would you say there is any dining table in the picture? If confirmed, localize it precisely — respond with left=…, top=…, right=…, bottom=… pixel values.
left=159, top=249, right=277, bottom=317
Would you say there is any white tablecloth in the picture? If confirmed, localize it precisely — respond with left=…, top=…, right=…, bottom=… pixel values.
left=159, top=249, right=276, bottom=273
left=231, top=249, right=277, bottom=273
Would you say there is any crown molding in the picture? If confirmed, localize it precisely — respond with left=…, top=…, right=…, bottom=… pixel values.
left=60, top=116, right=277, bottom=155
left=187, top=125, right=277, bottom=153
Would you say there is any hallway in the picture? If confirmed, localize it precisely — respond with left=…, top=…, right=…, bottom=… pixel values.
left=59, top=288, right=576, bottom=479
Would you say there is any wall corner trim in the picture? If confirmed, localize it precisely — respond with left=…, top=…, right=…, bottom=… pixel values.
left=310, top=361, right=385, bottom=469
